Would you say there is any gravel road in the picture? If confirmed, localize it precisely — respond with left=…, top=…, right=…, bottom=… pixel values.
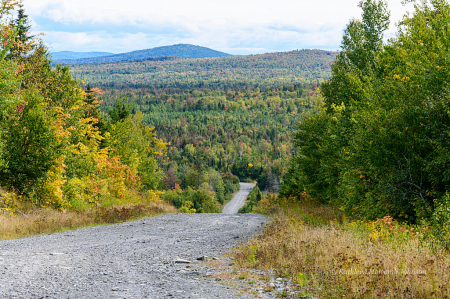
left=0, top=213, right=267, bottom=298
left=222, top=183, right=254, bottom=214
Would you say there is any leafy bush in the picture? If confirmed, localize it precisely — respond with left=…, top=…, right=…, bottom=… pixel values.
left=161, top=184, right=220, bottom=213
left=431, top=194, right=450, bottom=250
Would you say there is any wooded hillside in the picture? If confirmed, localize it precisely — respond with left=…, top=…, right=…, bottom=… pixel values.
left=70, top=49, right=337, bottom=90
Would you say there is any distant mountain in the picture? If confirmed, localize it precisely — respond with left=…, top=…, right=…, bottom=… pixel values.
left=51, top=51, right=114, bottom=60
left=54, top=44, right=232, bottom=65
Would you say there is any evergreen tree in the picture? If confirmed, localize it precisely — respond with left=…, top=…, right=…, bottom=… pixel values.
left=108, top=97, right=133, bottom=124
left=7, top=4, right=35, bottom=60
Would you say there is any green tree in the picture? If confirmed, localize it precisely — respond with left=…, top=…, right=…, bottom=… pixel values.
left=107, top=111, right=167, bottom=190
left=0, top=24, right=21, bottom=170
left=1, top=90, right=60, bottom=193
left=108, top=97, right=133, bottom=124
left=284, top=0, right=450, bottom=223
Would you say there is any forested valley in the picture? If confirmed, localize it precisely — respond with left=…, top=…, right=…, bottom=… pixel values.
left=0, top=0, right=337, bottom=216
left=3, top=0, right=450, bottom=297
left=69, top=49, right=336, bottom=212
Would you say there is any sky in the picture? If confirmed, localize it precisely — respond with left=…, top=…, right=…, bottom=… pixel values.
left=22, top=0, right=416, bottom=55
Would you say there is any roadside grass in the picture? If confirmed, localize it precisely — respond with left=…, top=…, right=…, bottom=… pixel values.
left=0, top=201, right=177, bottom=241
left=232, top=195, right=450, bottom=298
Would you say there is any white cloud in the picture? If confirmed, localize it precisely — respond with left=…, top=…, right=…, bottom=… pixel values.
left=43, top=31, right=152, bottom=53
left=23, top=0, right=415, bottom=54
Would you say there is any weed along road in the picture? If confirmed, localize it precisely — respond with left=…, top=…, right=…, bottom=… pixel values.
left=222, top=183, right=254, bottom=214
left=0, top=202, right=265, bottom=298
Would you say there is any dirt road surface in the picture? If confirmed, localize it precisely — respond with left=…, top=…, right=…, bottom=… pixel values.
left=222, top=183, right=254, bottom=214
left=0, top=212, right=267, bottom=298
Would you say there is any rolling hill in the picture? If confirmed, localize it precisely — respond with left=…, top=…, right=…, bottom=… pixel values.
left=71, top=49, right=338, bottom=91
left=54, top=44, right=232, bottom=65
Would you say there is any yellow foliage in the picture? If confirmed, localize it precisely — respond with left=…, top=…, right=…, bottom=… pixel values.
left=0, top=190, right=19, bottom=215
left=64, top=177, right=89, bottom=204
left=0, top=9, right=168, bottom=213
left=346, top=216, right=420, bottom=246
left=179, top=201, right=196, bottom=213
left=35, top=156, right=70, bottom=211
left=0, top=0, right=21, bottom=16
left=144, top=190, right=163, bottom=203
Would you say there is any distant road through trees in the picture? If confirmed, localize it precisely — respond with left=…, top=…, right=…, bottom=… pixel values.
left=222, top=183, right=254, bottom=214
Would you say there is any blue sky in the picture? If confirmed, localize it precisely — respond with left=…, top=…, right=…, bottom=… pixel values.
left=23, top=0, right=415, bottom=55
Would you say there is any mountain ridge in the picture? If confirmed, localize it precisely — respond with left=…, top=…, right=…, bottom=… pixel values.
left=53, top=44, right=232, bottom=65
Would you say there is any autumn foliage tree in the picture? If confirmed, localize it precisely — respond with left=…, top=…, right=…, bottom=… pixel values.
left=282, top=0, right=450, bottom=226
left=0, top=1, right=167, bottom=211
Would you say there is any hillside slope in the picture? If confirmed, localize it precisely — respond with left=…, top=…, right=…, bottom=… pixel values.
left=54, top=44, right=232, bottom=65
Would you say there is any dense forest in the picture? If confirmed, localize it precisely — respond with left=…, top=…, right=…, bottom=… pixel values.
left=60, top=44, right=334, bottom=210
left=138, top=85, right=319, bottom=191
left=68, top=49, right=335, bottom=204
left=71, top=54, right=330, bottom=200
left=70, top=49, right=337, bottom=91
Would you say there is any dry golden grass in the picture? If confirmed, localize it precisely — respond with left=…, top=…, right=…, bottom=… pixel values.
left=233, top=199, right=450, bottom=298
left=0, top=201, right=177, bottom=241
